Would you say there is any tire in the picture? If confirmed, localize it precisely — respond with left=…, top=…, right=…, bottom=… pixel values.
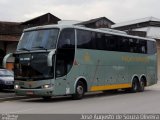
left=72, top=81, right=85, bottom=100
left=130, top=78, right=140, bottom=93
left=139, top=78, right=145, bottom=92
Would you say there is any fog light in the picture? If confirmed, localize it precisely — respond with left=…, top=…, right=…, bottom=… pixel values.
left=14, top=85, right=20, bottom=89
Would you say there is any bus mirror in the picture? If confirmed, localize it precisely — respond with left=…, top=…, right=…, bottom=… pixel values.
left=3, top=53, right=13, bottom=68
left=47, top=49, right=56, bottom=66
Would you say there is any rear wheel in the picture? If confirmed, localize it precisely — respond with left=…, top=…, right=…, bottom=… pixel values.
left=72, top=81, right=85, bottom=100
left=130, top=78, right=140, bottom=93
left=139, top=78, right=145, bottom=92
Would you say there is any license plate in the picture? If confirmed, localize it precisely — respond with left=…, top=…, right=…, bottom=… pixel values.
left=26, top=91, right=34, bottom=95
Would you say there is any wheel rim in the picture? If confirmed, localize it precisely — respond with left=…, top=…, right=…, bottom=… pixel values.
left=77, top=85, right=84, bottom=95
left=133, top=81, right=138, bottom=91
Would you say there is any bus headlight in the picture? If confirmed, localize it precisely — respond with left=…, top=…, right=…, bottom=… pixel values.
left=42, top=84, right=52, bottom=89
left=14, top=85, right=20, bottom=89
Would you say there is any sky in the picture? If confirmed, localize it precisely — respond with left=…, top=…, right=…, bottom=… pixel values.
left=0, top=0, right=159, bottom=23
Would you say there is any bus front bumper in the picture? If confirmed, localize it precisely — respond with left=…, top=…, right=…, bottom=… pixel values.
left=15, top=88, right=54, bottom=97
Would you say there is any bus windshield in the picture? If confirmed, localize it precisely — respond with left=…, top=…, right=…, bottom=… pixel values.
left=14, top=52, right=54, bottom=80
left=17, top=29, right=59, bottom=51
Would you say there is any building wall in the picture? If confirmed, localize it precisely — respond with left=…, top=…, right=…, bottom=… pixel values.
left=0, top=41, right=4, bottom=50
left=156, top=40, right=160, bottom=80
left=0, top=41, right=17, bottom=69
left=6, top=42, right=17, bottom=70
left=0, top=41, right=5, bottom=66
left=6, top=42, right=17, bottom=54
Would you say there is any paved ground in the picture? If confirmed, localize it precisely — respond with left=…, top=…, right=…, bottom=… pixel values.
left=0, top=89, right=15, bottom=98
left=0, top=83, right=160, bottom=114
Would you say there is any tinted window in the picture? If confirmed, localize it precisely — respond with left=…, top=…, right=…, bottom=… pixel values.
left=58, top=28, right=75, bottom=49
left=119, top=37, right=130, bottom=52
left=147, top=41, right=156, bottom=54
left=105, top=35, right=117, bottom=51
left=76, top=29, right=154, bottom=54
left=77, top=30, right=92, bottom=49
left=96, top=33, right=107, bottom=50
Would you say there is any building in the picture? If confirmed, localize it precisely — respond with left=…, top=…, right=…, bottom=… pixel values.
left=112, top=17, right=160, bottom=80
left=76, top=17, right=115, bottom=28
left=58, top=20, right=82, bottom=25
left=58, top=17, right=115, bottom=29
left=0, top=22, right=23, bottom=69
left=21, top=13, right=61, bottom=28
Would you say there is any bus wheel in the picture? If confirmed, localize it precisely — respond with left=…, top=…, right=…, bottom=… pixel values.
left=139, top=78, right=145, bottom=92
left=42, top=96, right=52, bottom=100
left=131, top=78, right=140, bottom=93
left=72, top=81, right=85, bottom=100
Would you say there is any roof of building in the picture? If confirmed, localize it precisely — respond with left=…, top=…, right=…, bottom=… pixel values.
left=0, top=21, right=20, bottom=25
left=112, top=16, right=160, bottom=28
left=77, top=17, right=115, bottom=25
left=21, top=13, right=61, bottom=25
left=134, top=27, right=160, bottom=39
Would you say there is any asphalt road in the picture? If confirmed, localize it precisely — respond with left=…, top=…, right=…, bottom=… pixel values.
left=0, top=83, right=160, bottom=114
left=0, top=90, right=15, bottom=98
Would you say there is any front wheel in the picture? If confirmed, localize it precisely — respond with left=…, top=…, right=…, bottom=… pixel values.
left=72, top=81, right=85, bottom=100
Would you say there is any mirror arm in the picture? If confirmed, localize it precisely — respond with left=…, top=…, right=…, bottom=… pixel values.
left=3, top=53, right=13, bottom=68
left=47, top=49, right=56, bottom=66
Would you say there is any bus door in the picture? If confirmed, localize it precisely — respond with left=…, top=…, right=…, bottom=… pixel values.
left=54, top=28, right=75, bottom=95
left=54, top=56, right=68, bottom=95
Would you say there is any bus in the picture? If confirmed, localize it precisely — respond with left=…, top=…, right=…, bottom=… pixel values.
left=3, top=25, right=157, bottom=99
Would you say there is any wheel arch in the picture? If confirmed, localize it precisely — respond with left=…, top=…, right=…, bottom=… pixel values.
left=131, top=74, right=139, bottom=83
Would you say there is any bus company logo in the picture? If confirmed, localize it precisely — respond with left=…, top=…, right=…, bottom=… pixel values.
left=84, top=52, right=91, bottom=62
left=26, top=81, right=33, bottom=88
left=122, top=56, right=149, bottom=63
left=29, top=84, right=32, bottom=88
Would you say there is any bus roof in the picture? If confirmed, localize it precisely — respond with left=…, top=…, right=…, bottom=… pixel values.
left=24, top=24, right=155, bottom=42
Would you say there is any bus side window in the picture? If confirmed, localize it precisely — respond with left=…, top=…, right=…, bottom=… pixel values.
left=147, top=41, right=156, bottom=54
left=77, top=29, right=92, bottom=49
left=96, top=33, right=106, bottom=50
left=121, top=37, right=129, bottom=52
left=107, top=35, right=117, bottom=51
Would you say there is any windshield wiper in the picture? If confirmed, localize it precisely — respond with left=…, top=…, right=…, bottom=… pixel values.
left=32, top=46, right=48, bottom=51
left=18, top=48, right=30, bottom=51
